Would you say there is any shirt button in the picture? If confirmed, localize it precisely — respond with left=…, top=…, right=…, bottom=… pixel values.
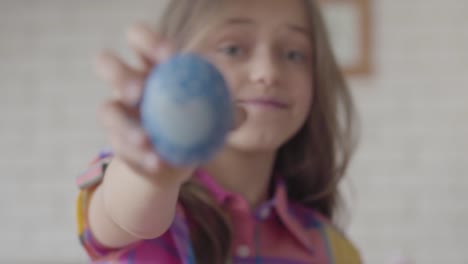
left=259, top=206, right=271, bottom=220
left=236, top=245, right=250, bottom=257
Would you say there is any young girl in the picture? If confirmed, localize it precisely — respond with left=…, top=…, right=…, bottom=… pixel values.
left=76, top=0, right=361, bottom=263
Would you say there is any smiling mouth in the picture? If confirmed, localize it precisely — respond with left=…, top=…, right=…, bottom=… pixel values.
left=237, top=98, right=289, bottom=109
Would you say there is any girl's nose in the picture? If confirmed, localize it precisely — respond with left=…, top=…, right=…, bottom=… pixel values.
left=248, top=50, right=280, bottom=88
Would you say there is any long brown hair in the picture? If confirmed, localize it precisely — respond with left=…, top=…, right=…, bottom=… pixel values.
left=155, top=0, right=358, bottom=263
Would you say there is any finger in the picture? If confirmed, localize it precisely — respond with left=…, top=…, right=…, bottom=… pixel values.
left=110, top=126, right=197, bottom=183
left=111, top=132, right=162, bottom=175
left=126, top=23, right=160, bottom=70
left=98, top=100, right=162, bottom=171
left=94, top=51, right=144, bottom=106
left=126, top=23, right=175, bottom=72
left=98, top=100, right=146, bottom=147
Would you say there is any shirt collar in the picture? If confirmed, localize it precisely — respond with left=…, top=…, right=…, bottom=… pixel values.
left=194, top=169, right=233, bottom=204
left=193, top=169, right=321, bottom=253
left=273, top=183, right=318, bottom=252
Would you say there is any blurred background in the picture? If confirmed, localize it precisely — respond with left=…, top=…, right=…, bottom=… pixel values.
left=0, top=0, right=467, bottom=263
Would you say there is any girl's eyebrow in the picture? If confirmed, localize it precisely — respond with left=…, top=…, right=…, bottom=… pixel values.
left=209, top=18, right=253, bottom=34
left=287, top=25, right=312, bottom=39
left=221, top=17, right=311, bottom=39
left=222, top=17, right=255, bottom=26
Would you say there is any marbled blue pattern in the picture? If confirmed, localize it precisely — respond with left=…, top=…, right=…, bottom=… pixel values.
left=140, top=54, right=232, bottom=165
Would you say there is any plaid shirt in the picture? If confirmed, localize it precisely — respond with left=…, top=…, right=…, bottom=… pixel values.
left=76, top=152, right=361, bottom=263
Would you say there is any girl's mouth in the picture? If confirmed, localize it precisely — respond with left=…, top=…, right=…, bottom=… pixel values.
left=237, top=98, right=289, bottom=109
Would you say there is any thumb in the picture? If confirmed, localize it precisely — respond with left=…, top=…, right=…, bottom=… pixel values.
left=231, top=105, right=246, bottom=131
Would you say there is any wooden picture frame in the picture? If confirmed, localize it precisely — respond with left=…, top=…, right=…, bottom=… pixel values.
left=318, top=0, right=372, bottom=76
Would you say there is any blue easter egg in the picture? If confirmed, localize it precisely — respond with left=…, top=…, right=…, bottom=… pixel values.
left=140, top=54, right=233, bottom=166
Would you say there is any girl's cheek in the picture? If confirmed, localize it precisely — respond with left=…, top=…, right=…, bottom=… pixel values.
left=197, top=50, right=237, bottom=91
left=223, top=71, right=241, bottom=95
left=211, top=60, right=243, bottom=92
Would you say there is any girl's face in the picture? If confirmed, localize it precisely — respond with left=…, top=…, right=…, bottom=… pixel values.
left=191, top=0, right=313, bottom=152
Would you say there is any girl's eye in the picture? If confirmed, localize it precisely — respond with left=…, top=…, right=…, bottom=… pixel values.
left=220, top=44, right=244, bottom=57
left=286, top=50, right=308, bottom=63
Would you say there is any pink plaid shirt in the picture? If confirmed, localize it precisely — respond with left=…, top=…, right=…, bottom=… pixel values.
left=76, top=152, right=361, bottom=263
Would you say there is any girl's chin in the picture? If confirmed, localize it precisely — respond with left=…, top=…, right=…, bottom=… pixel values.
left=225, top=132, right=287, bottom=154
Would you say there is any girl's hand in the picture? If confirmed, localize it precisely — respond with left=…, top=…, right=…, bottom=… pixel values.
left=94, top=23, right=195, bottom=186
left=87, top=23, right=248, bottom=246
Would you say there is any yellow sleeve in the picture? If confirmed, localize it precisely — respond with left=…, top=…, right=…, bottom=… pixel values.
left=323, top=224, right=362, bottom=264
left=76, top=152, right=114, bottom=259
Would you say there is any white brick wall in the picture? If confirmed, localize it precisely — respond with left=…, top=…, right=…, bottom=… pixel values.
left=0, top=0, right=466, bottom=263
left=347, top=1, right=468, bottom=263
